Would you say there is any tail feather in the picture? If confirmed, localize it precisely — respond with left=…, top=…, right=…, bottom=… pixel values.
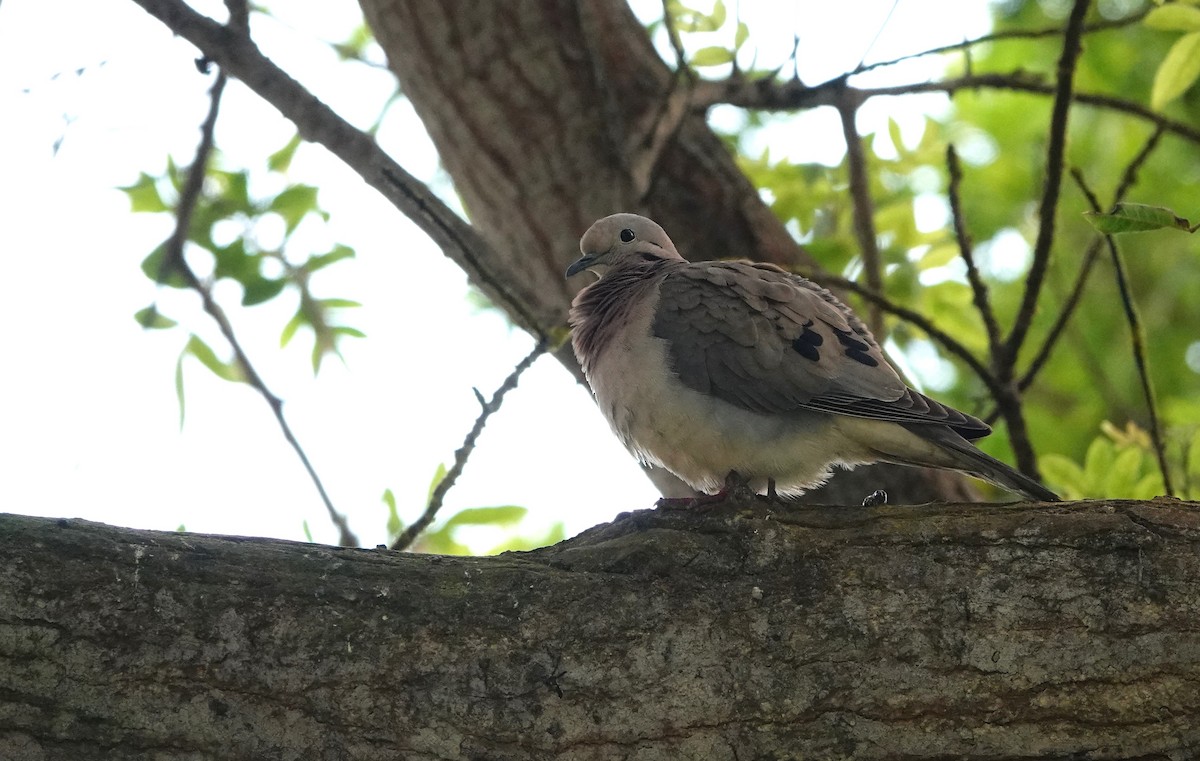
left=900, top=424, right=1060, bottom=502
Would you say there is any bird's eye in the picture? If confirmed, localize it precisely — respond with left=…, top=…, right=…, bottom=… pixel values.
left=619, top=228, right=635, bottom=243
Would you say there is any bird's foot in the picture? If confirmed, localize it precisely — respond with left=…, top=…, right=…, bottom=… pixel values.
left=861, top=489, right=888, bottom=507
left=655, top=471, right=756, bottom=510
left=655, top=493, right=727, bottom=511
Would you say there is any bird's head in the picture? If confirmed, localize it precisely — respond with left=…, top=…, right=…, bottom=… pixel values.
left=566, top=213, right=683, bottom=278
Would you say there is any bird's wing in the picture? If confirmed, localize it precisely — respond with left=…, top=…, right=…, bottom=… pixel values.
left=651, top=261, right=990, bottom=438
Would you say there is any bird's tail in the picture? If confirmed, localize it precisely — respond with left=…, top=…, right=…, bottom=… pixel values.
left=898, top=424, right=1061, bottom=502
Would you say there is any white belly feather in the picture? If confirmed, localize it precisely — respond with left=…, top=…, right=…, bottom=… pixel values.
left=584, top=301, right=881, bottom=496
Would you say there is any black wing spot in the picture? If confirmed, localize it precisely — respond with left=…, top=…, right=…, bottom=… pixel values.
left=832, top=327, right=878, bottom=367
left=791, top=321, right=824, bottom=362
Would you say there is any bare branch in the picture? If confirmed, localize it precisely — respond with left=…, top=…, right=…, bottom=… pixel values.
left=1004, top=0, right=1090, bottom=364
left=1070, top=170, right=1174, bottom=497
left=160, top=71, right=358, bottom=547
left=1014, top=239, right=1103, bottom=398
left=695, top=71, right=1200, bottom=153
left=946, top=146, right=1002, bottom=355
left=836, top=88, right=884, bottom=338
left=390, top=341, right=548, bottom=552
left=848, top=10, right=1147, bottom=78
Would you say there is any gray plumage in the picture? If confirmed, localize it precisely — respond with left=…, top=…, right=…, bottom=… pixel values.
left=566, top=213, right=1059, bottom=503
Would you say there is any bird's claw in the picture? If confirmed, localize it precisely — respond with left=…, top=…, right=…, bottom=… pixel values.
left=862, top=489, right=888, bottom=507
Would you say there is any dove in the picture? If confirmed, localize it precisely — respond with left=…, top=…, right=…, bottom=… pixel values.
left=566, top=213, right=1059, bottom=503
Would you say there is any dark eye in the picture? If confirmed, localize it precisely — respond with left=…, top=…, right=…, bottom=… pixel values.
left=619, top=228, right=635, bottom=243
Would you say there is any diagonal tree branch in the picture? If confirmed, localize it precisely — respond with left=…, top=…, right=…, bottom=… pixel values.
left=390, top=340, right=548, bottom=551
left=1070, top=169, right=1174, bottom=496
left=946, top=145, right=1002, bottom=354
left=694, top=74, right=1200, bottom=150
left=836, top=87, right=885, bottom=339
left=1003, top=0, right=1091, bottom=363
left=848, top=10, right=1147, bottom=79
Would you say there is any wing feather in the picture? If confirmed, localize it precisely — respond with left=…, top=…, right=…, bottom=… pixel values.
left=651, top=261, right=990, bottom=439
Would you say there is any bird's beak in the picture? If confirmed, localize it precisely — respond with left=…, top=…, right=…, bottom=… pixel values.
left=565, top=253, right=598, bottom=278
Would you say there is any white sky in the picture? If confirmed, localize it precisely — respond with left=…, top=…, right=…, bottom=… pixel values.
left=0, top=1, right=991, bottom=550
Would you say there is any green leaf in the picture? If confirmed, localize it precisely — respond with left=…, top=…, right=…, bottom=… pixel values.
left=319, top=298, right=363, bottom=309
left=887, top=117, right=905, bottom=157
left=174, top=349, right=186, bottom=429
left=1083, top=436, right=1116, bottom=489
left=734, top=21, right=749, bottom=51
left=267, top=133, right=303, bottom=173
left=383, top=489, right=403, bottom=538
left=1104, top=446, right=1145, bottom=497
left=211, top=238, right=257, bottom=282
left=141, top=243, right=189, bottom=288
left=332, top=326, right=366, bottom=338
left=176, top=524, right=187, bottom=532
left=709, top=0, right=726, bottom=29
left=241, top=277, right=287, bottom=306
left=1152, top=31, right=1200, bottom=109
left=1039, top=454, right=1085, bottom=499
left=918, top=243, right=960, bottom=270
left=1132, top=471, right=1165, bottom=500
left=441, top=505, right=528, bottom=530
left=280, top=311, right=306, bottom=347
left=269, top=184, right=321, bottom=234
left=304, top=245, right=356, bottom=273
left=119, top=172, right=170, bottom=213
left=134, top=306, right=178, bottom=329
left=691, top=46, right=734, bottom=67
left=1145, top=4, right=1200, bottom=32
left=185, top=334, right=244, bottom=383
left=208, top=168, right=252, bottom=213
left=302, top=520, right=314, bottom=543
left=485, top=522, right=568, bottom=554
left=1084, top=203, right=1193, bottom=234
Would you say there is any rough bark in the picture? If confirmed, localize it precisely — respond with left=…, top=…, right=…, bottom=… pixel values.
left=3, top=501, right=1199, bottom=760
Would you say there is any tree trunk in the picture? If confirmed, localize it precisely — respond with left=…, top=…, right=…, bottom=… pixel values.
left=2, top=502, right=1199, bottom=759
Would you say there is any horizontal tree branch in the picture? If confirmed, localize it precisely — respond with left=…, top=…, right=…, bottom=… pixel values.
left=695, top=73, right=1200, bottom=148
left=3, top=502, right=1200, bottom=759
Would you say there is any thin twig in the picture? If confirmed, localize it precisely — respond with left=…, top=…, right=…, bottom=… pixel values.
left=1103, top=234, right=1173, bottom=495
left=946, top=145, right=1002, bottom=355
left=160, top=70, right=360, bottom=547
left=836, top=87, right=885, bottom=338
left=1114, top=124, right=1167, bottom=202
left=849, top=10, right=1146, bottom=78
left=1014, top=238, right=1103, bottom=397
left=1070, top=169, right=1175, bottom=496
left=1004, top=0, right=1090, bottom=362
left=696, top=72, right=1200, bottom=151
left=867, top=77, right=1200, bottom=148
left=390, top=341, right=548, bottom=552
